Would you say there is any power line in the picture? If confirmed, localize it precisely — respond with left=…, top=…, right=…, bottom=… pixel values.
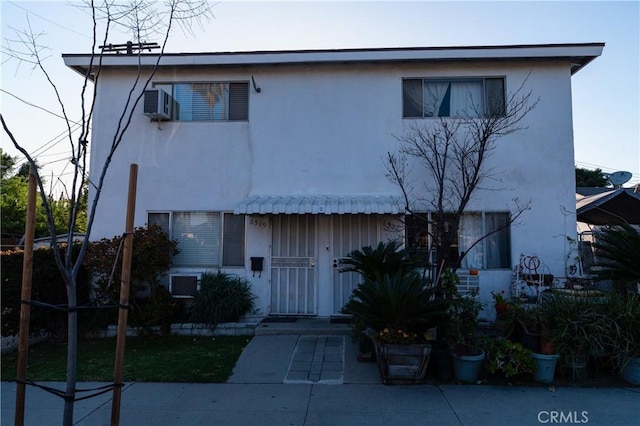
left=0, top=89, right=84, bottom=125
left=7, top=1, right=93, bottom=40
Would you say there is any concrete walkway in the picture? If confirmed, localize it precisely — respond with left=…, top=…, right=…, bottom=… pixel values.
left=2, top=320, right=639, bottom=425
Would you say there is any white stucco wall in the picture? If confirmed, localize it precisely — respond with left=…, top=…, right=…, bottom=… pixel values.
left=86, top=58, right=579, bottom=315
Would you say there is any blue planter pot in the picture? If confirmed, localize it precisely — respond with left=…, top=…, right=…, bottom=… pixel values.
left=452, top=349, right=485, bottom=383
left=532, top=353, right=559, bottom=384
left=622, top=357, right=640, bottom=385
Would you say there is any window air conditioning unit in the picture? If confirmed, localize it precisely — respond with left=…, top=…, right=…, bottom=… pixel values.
left=169, top=273, right=201, bottom=298
left=143, top=88, right=173, bottom=121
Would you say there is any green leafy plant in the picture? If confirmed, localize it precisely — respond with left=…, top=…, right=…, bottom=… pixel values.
left=342, top=271, right=448, bottom=339
left=189, top=272, right=256, bottom=328
left=484, top=338, right=536, bottom=378
left=592, top=224, right=640, bottom=293
left=545, top=294, right=615, bottom=365
left=1, top=244, right=91, bottom=337
left=84, top=225, right=179, bottom=329
left=135, top=286, right=177, bottom=336
left=339, top=240, right=423, bottom=282
left=607, top=293, right=640, bottom=372
left=85, top=224, right=179, bottom=300
left=447, top=288, right=484, bottom=355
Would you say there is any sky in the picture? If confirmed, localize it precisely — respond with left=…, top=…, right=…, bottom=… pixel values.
left=1, top=0, right=639, bottom=196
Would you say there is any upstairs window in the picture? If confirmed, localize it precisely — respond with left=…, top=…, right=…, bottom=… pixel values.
left=403, top=77, right=505, bottom=118
left=173, top=82, right=249, bottom=121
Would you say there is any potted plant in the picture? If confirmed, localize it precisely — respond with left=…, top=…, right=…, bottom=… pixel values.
left=484, top=338, right=536, bottom=380
left=340, top=241, right=423, bottom=361
left=545, top=293, right=614, bottom=383
left=491, top=290, right=513, bottom=338
left=608, top=293, right=640, bottom=385
left=342, top=266, right=448, bottom=384
left=448, top=288, right=486, bottom=382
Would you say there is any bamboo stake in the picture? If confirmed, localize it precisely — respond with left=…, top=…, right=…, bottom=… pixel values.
left=14, top=166, right=37, bottom=426
left=110, top=164, right=138, bottom=426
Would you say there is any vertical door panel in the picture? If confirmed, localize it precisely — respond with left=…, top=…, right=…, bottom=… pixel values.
left=332, top=215, right=381, bottom=314
left=270, top=215, right=317, bottom=315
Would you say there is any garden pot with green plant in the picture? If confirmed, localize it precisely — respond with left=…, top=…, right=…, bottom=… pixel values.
left=342, top=266, right=448, bottom=384
left=484, top=338, right=536, bottom=381
left=590, top=224, right=640, bottom=385
left=339, top=241, right=425, bottom=363
left=447, top=288, right=486, bottom=382
left=608, top=293, right=640, bottom=385
left=545, top=294, right=614, bottom=384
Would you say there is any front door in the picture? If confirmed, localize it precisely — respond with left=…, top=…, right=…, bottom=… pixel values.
left=331, top=215, right=381, bottom=315
left=270, top=215, right=317, bottom=315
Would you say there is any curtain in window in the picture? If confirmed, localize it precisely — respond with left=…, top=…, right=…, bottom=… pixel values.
left=485, top=78, right=506, bottom=117
left=485, top=213, right=510, bottom=268
left=449, top=81, right=483, bottom=118
left=403, top=79, right=423, bottom=117
left=423, top=82, right=450, bottom=117
left=459, top=213, right=484, bottom=269
left=172, top=212, right=221, bottom=267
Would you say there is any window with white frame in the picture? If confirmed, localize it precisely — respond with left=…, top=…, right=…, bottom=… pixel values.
left=171, top=82, right=249, bottom=121
left=148, top=212, right=245, bottom=267
left=403, top=77, right=505, bottom=118
left=405, top=212, right=510, bottom=269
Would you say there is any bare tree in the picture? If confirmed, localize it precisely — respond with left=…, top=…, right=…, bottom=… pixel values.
left=387, top=78, right=538, bottom=286
left=1, top=1, right=212, bottom=424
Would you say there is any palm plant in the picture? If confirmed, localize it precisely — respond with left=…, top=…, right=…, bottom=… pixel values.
left=591, top=224, right=640, bottom=293
left=342, top=271, right=448, bottom=337
left=339, top=241, right=423, bottom=283
left=607, top=293, right=640, bottom=372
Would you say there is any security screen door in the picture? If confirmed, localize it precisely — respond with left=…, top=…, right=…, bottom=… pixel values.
left=270, top=215, right=317, bottom=315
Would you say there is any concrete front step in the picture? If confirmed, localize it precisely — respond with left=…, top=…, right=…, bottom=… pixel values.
left=254, top=317, right=352, bottom=336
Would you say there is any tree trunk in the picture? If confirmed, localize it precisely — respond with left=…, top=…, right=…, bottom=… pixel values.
left=63, top=284, right=77, bottom=426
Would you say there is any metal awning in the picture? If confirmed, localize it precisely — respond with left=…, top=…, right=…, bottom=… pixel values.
left=233, top=195, right=402, bottom=215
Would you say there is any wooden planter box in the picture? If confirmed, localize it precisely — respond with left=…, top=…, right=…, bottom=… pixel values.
left=374, top=341, right=432, bottom=385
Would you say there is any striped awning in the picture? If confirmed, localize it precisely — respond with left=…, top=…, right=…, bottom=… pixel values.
left=233, top=195, right=402, bottom=215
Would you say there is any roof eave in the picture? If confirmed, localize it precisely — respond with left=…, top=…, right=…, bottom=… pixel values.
left=62, top=42, right=605, bottom=75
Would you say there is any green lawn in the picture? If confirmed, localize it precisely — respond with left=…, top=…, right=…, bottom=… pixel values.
left=1, top=335, right=251, bottom=383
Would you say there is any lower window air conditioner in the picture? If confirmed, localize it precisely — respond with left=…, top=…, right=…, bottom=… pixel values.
left=169, top=274, right=201, bottom=298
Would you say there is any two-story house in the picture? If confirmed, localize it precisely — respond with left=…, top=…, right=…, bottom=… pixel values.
left=63, top=43, right=603, bottom=319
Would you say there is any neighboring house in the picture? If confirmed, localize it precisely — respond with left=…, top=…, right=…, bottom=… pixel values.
left=576, top=187, right=640, bottom=226
left=63, top=43, right=603, bottom=318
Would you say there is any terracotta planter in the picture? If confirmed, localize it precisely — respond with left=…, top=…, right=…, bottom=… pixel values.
left=374, top=341, right=431, bottom=385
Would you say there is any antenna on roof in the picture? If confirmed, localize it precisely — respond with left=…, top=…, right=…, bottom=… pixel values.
left=99, top=41, right=160, bottom=55
left=603, top=171, right=632, bottom=189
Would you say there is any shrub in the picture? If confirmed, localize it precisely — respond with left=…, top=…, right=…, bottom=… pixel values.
left=84, top=224, right=179, bottom=302
left=134, top=285, right=177, bottom=336
left=342, top=271, right=448, bottom=339
left=485, top=338, right=536, bottom=378
left=1, top=244, right=91, bottom=337
left=339, top=241, right=423, bottom=283
left=84, top=225, right=179, bottom=329
left=189, top=272, right=256, bottom=328
left=592, top=224, right=640, bottom=293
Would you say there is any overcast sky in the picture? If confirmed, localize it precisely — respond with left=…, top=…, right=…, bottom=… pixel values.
left=1, top=1, right=639, bottom=194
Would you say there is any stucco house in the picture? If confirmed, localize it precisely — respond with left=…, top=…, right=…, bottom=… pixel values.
left=63, top=43, right=603, bottom=319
